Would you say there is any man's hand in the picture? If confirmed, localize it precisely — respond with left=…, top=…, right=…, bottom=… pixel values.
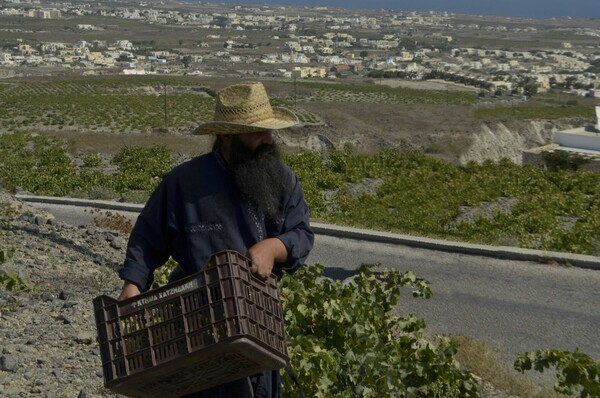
left=247, top=238, right=288, bottom=279
left=118, top=280, right=142, bottom=301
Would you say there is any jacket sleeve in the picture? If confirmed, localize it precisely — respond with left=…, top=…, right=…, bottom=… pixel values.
left=274, top=172, right=314, bottom=277
left=118, top=180, right=174, bottom=292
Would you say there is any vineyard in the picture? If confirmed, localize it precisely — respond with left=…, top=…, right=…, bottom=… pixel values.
left=0, top=77, right=594, bottom=143
left=295, top=81, right=477, bottom=105
left=0, top=77, right=215, bottom=133
left=0, top=75, right=481, bottom=144
left=289, top=149, right=600, bottom=255
left=0, top=77, right=336, bottom=133
left=1, top=132, right=599, bottom=256
left=0, top=132, right=172, bottom=200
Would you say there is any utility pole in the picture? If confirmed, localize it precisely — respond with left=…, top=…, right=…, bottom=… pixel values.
left=163, top=82, right=168, bottom=132
left=292, top=70, right=300, bottom=107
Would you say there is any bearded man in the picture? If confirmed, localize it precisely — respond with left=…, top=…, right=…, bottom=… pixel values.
left=117, top=81, right=314, bottom=398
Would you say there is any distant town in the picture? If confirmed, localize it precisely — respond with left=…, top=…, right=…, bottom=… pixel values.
left=0, top=0, right=599, bottom=97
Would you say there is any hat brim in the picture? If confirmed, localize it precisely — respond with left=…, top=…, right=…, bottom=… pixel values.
left=193, top=107, right=299, bottom=135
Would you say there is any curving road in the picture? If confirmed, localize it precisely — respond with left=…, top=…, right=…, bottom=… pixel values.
left=309, top=235, right=600, bottom=369
left=24, top=199, right=600, bottom=385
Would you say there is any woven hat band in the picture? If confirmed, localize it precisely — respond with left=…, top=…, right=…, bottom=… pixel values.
left=192, top=81, right=299, bottom=135
left=214, top=99, right=274, bottom=125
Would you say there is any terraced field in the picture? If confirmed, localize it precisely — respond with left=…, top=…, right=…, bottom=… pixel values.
left=0, top=77, right=215, bottom=133
left=297, top=81, right=477, bottom=105
left=0, top=76, right=595, bottom=165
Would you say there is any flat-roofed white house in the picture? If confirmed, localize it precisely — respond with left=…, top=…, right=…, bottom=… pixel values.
left=523, top=106, right=600, bottom=170
left=553, top=106, right=600, bottom=152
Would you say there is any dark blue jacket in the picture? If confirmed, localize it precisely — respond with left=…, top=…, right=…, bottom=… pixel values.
left=120, top=149, right=314, bottom=291
left=119, top=149, right=314, bottom=398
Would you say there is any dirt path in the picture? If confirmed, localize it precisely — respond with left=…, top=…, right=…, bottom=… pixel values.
left=378, top=79, right=480, bottom=92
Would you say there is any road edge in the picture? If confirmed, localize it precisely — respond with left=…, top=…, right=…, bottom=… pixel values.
left=17, top=194, right=600, bottom=271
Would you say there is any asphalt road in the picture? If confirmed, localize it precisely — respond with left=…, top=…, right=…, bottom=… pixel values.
left=309, top=235, right=600, bottom=367
left=26, top=200, right=600, bottom=385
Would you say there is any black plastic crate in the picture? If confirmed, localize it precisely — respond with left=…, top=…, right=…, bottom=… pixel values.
left=93, top=250, right=288, bottom=397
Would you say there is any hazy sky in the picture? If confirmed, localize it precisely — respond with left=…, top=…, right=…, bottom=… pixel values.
left=208, top=0, right=600, bottom=19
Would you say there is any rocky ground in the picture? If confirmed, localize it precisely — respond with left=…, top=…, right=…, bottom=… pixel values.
left=0, top=191, right=517, bottom=398
left=0, top=191, right=123, bottom=397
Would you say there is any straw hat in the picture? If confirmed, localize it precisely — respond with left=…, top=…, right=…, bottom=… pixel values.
left=193, top=81, right=298, bottom=135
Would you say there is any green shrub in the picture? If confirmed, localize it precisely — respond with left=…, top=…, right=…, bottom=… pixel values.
left=1, top=134, right=599, bottom=255
left=515, top=349, right=600, bottom=397
left=279, top=264, right=478, bottom=397
left=81, top=152, right=104, bottom=168
left=0, top=132, right=78, bottom=196
left=111, top=145, right=173, bottom=194
left=0, top=270, right=32, bottom=292
left=285, top=149, right=600, bottom=255
left=542, top=150, right=590, bottom=171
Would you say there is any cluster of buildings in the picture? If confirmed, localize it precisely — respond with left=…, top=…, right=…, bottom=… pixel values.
left=0, top=1, right=599, bottom=95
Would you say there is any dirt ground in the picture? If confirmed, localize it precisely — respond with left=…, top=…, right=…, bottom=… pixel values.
left=13, top=73, right=561, bottom=165
left=49, top=130, right=216, bottom=158
left=18, top=76, right=481, bottom=162
left=51, top=101, right=479, bottom=161
left=38, top=105, right=478, bottom=164
left=295, top=101, right=479, bottom=159
left=379, top=79, right=479, bottom=92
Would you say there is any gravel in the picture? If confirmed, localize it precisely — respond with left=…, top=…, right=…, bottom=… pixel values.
left=1, top=191, right=122, bottom=397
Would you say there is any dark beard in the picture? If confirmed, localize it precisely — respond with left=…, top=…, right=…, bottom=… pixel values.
left=228, top=137, right=288, bottom=222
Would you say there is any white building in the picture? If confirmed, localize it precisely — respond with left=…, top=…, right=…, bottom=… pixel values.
left=74, top=41, right=88, bottom=49
left=496, top=63, right=510, bottom=71
left=399, top=51, right=414, bottom=61
left=41, top=42, right=66, bottom=53
left=554, top=107, right=600, bottom=151
left=115, top=40, right=135, bottom=51
left=523, top=106, right=600, bottom=170
left=30, top=9, right=61, bottom=19
left=285, top=41, right=301, bottom=51
left=123, top=69, right=147, bottom=75
left=24, top=55, right=43, bottom=65
left=290, top=53, right=309, bottom=63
